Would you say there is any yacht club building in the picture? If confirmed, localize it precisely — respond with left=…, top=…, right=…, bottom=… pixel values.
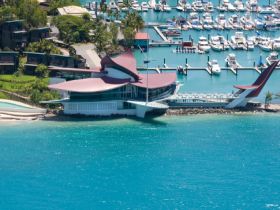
left=47, top=52, right=177, bottom=117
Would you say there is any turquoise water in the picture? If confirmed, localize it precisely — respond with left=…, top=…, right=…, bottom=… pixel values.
left=0, top=102, right=31, bottom=109
left=1, top=114, right=280, bottom=209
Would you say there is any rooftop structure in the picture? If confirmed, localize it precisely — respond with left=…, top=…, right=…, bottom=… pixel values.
left=57, top=6, right=89, bottom=16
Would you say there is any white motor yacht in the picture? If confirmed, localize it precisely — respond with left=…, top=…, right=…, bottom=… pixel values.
left=192, top=0, right=204, bottom=12
left=266, top=52, right=280, bottom=66
left=234, top=0, right=246, bottom=11
left=210, top=36, right=229, bottom=51
left=198, top=36, right=211, bottom=52
left=208, top=60, right=221, bottom=75
left=149, top=0, right=156, bottom=8
left=141, top=2, right=149, bottom=11
left=225, top=53, right=241, bottom=70
left=228, top=14, right=242, bottom=29
left=272, top=38, right=280, bottom=51
left=230, top=32, right=247, bottom=50
left=202, top=13, right=214, bottom=30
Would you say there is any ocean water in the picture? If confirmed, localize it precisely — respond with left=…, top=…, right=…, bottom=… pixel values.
left=0, top=114, right=280, bottom=209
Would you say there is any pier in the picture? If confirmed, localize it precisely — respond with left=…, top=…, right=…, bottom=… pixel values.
left=137, top=66, right=274, bottom=75
left=153, top=26, right=168, bottom=42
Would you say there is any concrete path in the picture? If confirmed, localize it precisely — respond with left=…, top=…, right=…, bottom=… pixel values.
left=72, top=43, right=101, bottom=69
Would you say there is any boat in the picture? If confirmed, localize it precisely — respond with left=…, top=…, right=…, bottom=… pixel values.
left=230, top=32, right=247, bottom=50
left=266, top=52, right=280, bottom=66
left=162, top=29, right=181, bottom=36
left=202, top=13, right=214, bottom=30
left=198, top=36, right=211, bottom=52
left=258, top=38, right=273, bottom=51
left=148, top=0, right=156, bottom=8
left=141, top=2, right=149, bottom=11
left=246, top=37, right=255, bottom=50
left=132, top=0, right=141, bottom=11
left=254, top=16, right=265, bottom=30
left=272, top=38, right=280, bottom=51
left=210, top=36, right=229, bottom=51
left=203, top=1, right=214, bottom=12
left=189, top=12, right=203, bottom=30
left=215, top=14, right=226, bottom=28
left=240, top=13, right=255, bottom=30
left=227, top=2, right=237, bottom=11
left=208, top=60, right=221, bottom=75
left=225, top=53, right=241, bottom=70
left=108, top=0, right=119, bottom=10
left=192, top=0, right=204, bottom=12
left=246, top=0, right=259, bottom=12
left=259, top=5, right=274, bottom=14
left=176, top=0, right=191, bottom=12
left=228, top=14, right=242, bottom=29
left=234, top=0, right=246, bottom=11
left=160, top=0, right=171, bottom=12
left=154, top=3, right=162, bottom=11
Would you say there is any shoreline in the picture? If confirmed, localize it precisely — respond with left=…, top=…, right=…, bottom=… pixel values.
left=1, top=104, right=279, bottom=122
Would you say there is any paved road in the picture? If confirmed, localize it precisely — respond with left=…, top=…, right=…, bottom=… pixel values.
left=72, top=43, right=101, bottom=69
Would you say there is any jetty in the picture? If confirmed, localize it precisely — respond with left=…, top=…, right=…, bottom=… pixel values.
left=153, top=26, right=168, bottom=42
left=137, top=66, right=274, bottom=75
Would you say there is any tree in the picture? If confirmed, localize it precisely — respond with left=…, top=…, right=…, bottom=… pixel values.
left=123, top=27, right=135, bottom=47
left=110, top=23, right=119, bottom=46
left=15, top=0, right=47, bottom=28
left=26, top=39, right=62, bottom=54
left=53, top=15, right=92, bottom=43
left=35, top=64, right=49, bottom=78
left=265, top=91, right=273, bottom=109
left=92, top=23, right=112, bottom=53
left=0, top=6, right=15, bottom=23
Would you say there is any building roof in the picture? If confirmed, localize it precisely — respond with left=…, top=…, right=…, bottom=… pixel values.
left=135, top=32, right=150, bottom=40
left=234, top=85, right=259, bottom=90
left=133, top=72, right=177, bottom=89
left=101, top=51, right=139, bottom=80
left=48, top=66, right=101, bottom=73
left=48, top=77, right=130, bottom=93
left=57, top=6, right=89, bottom=16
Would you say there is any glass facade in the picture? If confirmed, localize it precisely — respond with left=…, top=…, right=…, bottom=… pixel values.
left=69, top=84, right=176, bottom=102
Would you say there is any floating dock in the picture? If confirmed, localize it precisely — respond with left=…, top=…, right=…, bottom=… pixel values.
left=137, top=66, right=274, bottom=75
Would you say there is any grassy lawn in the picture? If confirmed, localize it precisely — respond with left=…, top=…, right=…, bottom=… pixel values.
left=0, top=91, right=8, bottom=99
left=0, top=74, right=48, bottom=94
left=0, top=74, right=36, bottom=83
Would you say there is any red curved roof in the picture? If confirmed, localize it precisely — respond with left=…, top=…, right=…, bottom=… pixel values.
left=132, top=72, right=177, bottom=89
left=234, top=85, right=259, bottom=90
left=48, top=77, right=130, bottom=93
left=101, top=52, right=139, bottom=80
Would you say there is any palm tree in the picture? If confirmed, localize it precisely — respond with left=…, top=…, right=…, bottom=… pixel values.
left=265, top=91, right=273, bottom=109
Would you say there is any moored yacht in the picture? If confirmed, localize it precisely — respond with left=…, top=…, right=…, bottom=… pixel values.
left=228, top=14, right=242, bottom=29
left=210, top=35, right=229, bottom=51
left=141, top=2, right=149, bottom=11
left=230, top=32, right=247, bottom=50
left=225, top=53, right=241, bottom=70
left=192, top=0, right=205, bottom=12
left=246, top=0, right=259, bottom=12
left=202, top=13, right=214, bottom=30
left=208, top=60, right=221, bottom=75
left=266, top=52, right=280, bottom=66
left=215, top=14, right=226, bottom=28
left=149, top=0, right=156, bottom=8
left=198, top=36, right=211, bottom=52
left=234, top=0, right=246, bottom=11
left=189, top=12, right=203, bottom=30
